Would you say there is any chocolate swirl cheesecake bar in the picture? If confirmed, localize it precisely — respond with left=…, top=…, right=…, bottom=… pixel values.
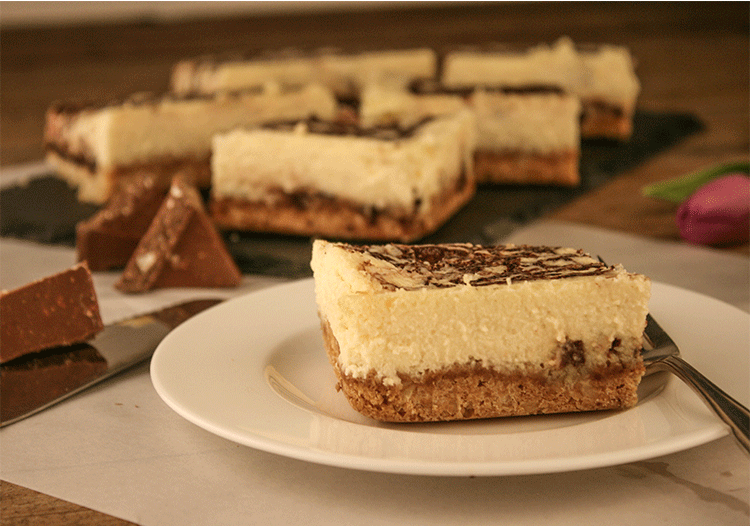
left=441, top=37, right=640, bottom=140
left=44, top=84, right=337, bottom=203
left=170, top=47, right=437, bottom=100
left=311, top=240, right=651, bottom=422
left=210, top=111, right=477, bottom=242
left=360, top=81, right=581, bottom=186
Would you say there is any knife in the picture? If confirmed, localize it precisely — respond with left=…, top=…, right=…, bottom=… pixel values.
left=0, top=298, right=222, bottom=427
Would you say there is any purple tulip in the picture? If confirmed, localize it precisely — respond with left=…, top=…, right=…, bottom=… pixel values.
left=676, top=174, right=750, bottom=245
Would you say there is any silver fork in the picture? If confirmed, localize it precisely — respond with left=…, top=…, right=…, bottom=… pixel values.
left=643, top=312, right=749, bottom=454
left=595, top=257, right=749, bottom=453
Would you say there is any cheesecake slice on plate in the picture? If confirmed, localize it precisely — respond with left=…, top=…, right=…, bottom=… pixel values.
left=311, top=240, right=650, bottom=422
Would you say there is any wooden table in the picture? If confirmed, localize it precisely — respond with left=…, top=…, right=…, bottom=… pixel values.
left=1, top=3, right=748, bottom=524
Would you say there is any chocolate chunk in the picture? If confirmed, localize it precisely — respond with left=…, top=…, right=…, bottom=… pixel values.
left=76, top=173, right=168, bottom=270
left=116, top=174, right=242, bottom=293
left=0, top=262, right=104, bottom=363
left=560, top=340, right=586, bottom=367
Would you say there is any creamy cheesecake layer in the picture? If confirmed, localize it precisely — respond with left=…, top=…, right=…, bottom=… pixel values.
left=211, top=110, right=476, bottom=220
left=171, top=48, right=437, bottom=99
left=44, top=84, right=337, bottom=203
left=360, top=85, right=579, bottom=153
left=311, top=241, right=651, bottom=387
left=472, top=90, right=580, bottom=154
left=443, top=39, right=578, bottom=92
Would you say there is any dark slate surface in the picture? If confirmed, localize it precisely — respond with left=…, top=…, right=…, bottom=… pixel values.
left=1, top=111, right=703, bottom=278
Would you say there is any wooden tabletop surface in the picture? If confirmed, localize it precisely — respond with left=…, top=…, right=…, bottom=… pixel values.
left=1, top=2, right=748, bottom=524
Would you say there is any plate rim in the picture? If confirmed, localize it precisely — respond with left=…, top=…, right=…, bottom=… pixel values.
left=151, top=278, right=746, bottom=476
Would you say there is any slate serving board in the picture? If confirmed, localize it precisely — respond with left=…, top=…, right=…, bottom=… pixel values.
left=1, top=110, right=703, bottom=278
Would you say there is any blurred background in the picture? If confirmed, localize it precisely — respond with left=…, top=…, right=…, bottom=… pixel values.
left=1, top=1, right=748, bottom=249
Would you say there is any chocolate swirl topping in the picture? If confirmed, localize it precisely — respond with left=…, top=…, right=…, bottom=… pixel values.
left=261, top=116, right=433, bottom=140
left=348, top=243, right=614, bottom=290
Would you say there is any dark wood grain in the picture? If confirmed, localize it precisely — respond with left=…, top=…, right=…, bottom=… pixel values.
left=1, top=480, right=136, bottom=525
left=1, top=3, right=748, bottom=523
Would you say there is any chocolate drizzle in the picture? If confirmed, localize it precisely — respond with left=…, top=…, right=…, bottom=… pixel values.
left=46, top=87, right=272, bottom=116
left=409, top=78, right=565, bottom=98
left=346, top=243, right=614, bottom=290
left=261, top=115, right=432, bottom=140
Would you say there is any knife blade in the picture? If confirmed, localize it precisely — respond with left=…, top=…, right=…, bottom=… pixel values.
left=0, top=298, right=222, bottom=427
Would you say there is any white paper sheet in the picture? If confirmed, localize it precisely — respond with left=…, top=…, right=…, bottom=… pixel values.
left=2, top=221, right=748, bottom=525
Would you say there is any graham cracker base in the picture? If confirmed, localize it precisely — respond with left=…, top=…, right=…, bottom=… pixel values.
left=320, top=318, right=644, bottom=423
left=473, top=150, right=580, bottom=186
left=581, top=101, right=634, bottom=141
left=210, top=173, right=475, bottom=242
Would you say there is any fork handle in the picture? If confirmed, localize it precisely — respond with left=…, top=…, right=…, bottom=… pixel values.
left=655, top=355, right=750, bottom=455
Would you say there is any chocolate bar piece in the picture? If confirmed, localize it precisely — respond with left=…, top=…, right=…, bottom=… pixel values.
left=76, top=172, right=168, bottom=270
left=116, top=175, right=242, bottom=293
left=1, top=343, right=107, bottom=423
left=0, top=262, right=104, bottom=363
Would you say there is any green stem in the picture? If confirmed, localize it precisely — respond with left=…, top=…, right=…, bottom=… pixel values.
left=642, top=161, right=750, bottom=203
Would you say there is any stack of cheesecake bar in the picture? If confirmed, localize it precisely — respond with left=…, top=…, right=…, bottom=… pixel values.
left=45, top=38, right=640, bottom=243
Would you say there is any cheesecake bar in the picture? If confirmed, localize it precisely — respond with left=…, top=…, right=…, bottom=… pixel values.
left=359, top=82, right=581, bottom=185
left=471, top=89, right=581, bottom=185
left=311, top=240, right=650, bottom=422
left=210, top=110, right=477, bottom=242
left=44, top=83, right=337, bottom=203
left=441, top=37, right=640, bottom=140
left=358, top=81, right=468, bottom=129
left=171, top=47, right=437, bottom=99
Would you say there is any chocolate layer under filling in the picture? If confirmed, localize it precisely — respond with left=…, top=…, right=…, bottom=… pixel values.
left=211, top=171, right=472, bottom=242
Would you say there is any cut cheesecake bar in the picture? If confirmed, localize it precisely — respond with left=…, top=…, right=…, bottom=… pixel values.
left=360, top=82, right=581, bottom=185
left=471, top=89, right=581, bottom=185
left=441, top=37, right=640, bottom=140
left=171, top=47, right=437, bottom=99
left=210, top=110, right=477, bottom=242
left=358, top=81, right=468, bottom=129
left=44, top=84, right=337, bottom=203
left=311, top=240, right=650, bottom=422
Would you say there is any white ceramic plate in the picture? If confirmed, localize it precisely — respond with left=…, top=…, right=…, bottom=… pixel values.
left=151, top=279, right=749, bottom=476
